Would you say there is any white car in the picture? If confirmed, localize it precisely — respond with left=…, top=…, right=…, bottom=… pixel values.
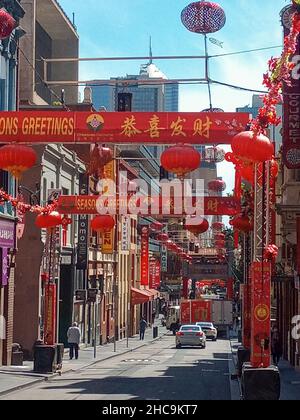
left=196, top=322, right=218, bottom=341
left=176, top=325, right=206, bottom=349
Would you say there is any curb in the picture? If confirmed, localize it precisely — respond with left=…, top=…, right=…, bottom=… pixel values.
left=0, top=332, right=167, bottom=398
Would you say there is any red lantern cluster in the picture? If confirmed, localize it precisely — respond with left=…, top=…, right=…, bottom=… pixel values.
left=212, top=221, right=224, bottom=231
left=230, top=214, right=253, bottom=233
left=240, top=159, right=279, bottom=185
left=36, top=211, right=62, bottom=229
left=264, top=244, right=278, bottom=262
left=214, top=233, right=225, bottom=241
left=0, top=9, right=16, bottom=40
left=91, top=215, right=115, bottom=232
left=0, top=145, right=37, bottom=179
left=161, top=145, right=201, bottom=177
left=231, top=131, right=274, bottom=164
left=208, top=179, right=226, bottom=192
left=181, top=1, right=226, bottom=34
left=156, top=233, right=169, bottom=242
left=185, top=217, right=209, bottom=235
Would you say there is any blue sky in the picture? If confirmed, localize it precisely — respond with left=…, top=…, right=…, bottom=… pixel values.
left=58, top=0, right=289, bottom=195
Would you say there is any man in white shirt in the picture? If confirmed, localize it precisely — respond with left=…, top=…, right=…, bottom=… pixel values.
left=67, top=322, right=81, bottom=360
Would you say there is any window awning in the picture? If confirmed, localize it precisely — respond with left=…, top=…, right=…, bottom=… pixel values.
left=131, top=287, right=152, bottom=306
left=149, top=289, right=160, bottom=298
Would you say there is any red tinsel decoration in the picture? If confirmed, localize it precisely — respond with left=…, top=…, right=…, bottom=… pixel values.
left=251, top=11, right=300, bottom=135
left=0, top=9, right=16, bottom=40
left=0, top=188, right=58, bottom=219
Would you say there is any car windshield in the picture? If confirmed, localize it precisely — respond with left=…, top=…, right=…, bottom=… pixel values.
left=181, top=326, right=201, bottom=332
left=197, top=323, right=214, bottom=328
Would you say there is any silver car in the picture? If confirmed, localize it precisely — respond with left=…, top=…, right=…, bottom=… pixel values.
left=196, top=322, right=218, bottom=341
left=176, top=325, right=206, bottom=349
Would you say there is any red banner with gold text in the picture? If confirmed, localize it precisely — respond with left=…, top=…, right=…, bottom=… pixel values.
left=0, top=111, right=250, bottom=145
left=140, top=226, right=149, bottom=287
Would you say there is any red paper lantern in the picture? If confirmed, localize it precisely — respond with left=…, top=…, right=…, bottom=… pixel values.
left=161, top=145, right=201, bottom=177
left=231, top=131, right=274, bottom=164
left=88, top=145, right=113, bottom=177
left=0, top=145, right=37, bottom=179
left=212, top=221, right=224, bottom=231
left=240, top=164, right=254, bottom=184
left=214, top=233, right=225, bottom=240
left=157, top=233, right=169, bottom=242
left=181, top=2, right=226, bottom=34
left=61, top=215, right=72, bottom=247
left=215, top=239, right=225, bottom=248
left=150, top=222, right=164, bottom=232
left=230, top=214, right=253, bottom=232
left=36, top=211, right=62, bottom=229
left=91, top=215, right=115, bottom=232
left=186, top=217, right=209, bottom=235
left=0, top=9, right=16, bottom=40
left=208, top=179, right=226, bottom=192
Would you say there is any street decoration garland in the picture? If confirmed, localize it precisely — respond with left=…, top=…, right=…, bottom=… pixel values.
left=0, top=188, right=58, bottom=218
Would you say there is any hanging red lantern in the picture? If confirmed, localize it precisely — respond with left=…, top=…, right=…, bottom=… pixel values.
left=215, top=240, right=226, bottom=248
left=231, top=131, right=274, bottom=164
left=214, top=233, right=225, bottom=240
left=212, top=221, right=224, bottom=231
left=0, top=145, right=37, bottom=179
left=161, top=145, right=201, bottom=177
left=150, top=222, right=164, bottom=232
left=230, top=214, right=254, bottom=232
left=36, top=211, right=62, bottom=229
left=240, top=164, right=254, bottom=184
left=91, top=215, right=115, bottom=232
left=185, top=217, right=209, bottom=235
left=208, top=179, right=226, bottom=192
left=0, top=9, right=16, bottom=40
left=61, top=215, right=72, bottom=247
left=157, top=233, right=169, bottom=242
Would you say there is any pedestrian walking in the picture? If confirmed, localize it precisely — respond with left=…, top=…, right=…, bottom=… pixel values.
left=67, top=322, right=81, bottom=360
left=271, top=326, right=282, bottom=366
left=139, top=317, right=148, bottom=340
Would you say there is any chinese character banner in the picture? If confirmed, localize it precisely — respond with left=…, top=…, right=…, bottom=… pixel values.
left=0, top=112, right=250, bottom=145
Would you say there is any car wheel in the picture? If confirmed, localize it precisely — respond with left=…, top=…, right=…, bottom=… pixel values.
left=202, top=343, right=206, bottom=349
left=213, top=338, right=217, bottom=342
left=176, top=344, right=181, bottom=349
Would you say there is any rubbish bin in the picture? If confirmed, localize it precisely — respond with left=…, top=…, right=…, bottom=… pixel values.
left=153, top=326, right=158, bottom=339
left=11, top=343, right=23, bottom=366
left=33, top=344, right=58, bottom=373
left=56, top=343, right=64, bottom=368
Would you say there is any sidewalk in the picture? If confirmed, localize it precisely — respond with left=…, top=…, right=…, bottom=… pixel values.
left=229, top=332, right=300, bottom=400
left=0, top=319, right=167, bottom=397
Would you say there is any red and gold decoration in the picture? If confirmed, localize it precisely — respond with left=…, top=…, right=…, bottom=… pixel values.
left=263, top=244, right=279, bottom=262
left=160, top=144, right=201, bottom=177
left=44, top=283, right=57, bottom=346
left=185, top=217, right=209, bottom=235
left=90, top=215, right=115, bottom=232
left=250, top=262, right=272, bottom=368
left=0, top=111, right=249, bottom=145
left=150, top=221, right=164, bottom=232
left=0, top=145, right=37, bottom=179
left=211, top=221, right=224, bottom=231
left=181, top=1, right=226, bottom=34
left=141, top=226, right=149, bottom=286
left=0, top=8, right=16, bottom=40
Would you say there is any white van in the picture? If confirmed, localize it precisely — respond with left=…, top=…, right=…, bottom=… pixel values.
left=166, top=306, right=180, bottom=329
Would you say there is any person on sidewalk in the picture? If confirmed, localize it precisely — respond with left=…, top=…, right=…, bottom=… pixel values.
left=139, top=317, right=148, bottom=340
left=67, top=322, right=81, bottom=360
left=271, top=326, right=283, bottom=366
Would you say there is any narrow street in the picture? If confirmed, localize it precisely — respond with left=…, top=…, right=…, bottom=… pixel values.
left=1, top=334, right=235, bottom=400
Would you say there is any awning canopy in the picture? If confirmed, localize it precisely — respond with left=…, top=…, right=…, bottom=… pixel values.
left=149, top=289, right=160, bottom=298
left=131, top=287, right=152, bottom=306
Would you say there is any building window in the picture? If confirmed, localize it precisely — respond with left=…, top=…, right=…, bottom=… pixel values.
left=296, top=170, right=300, bottom=182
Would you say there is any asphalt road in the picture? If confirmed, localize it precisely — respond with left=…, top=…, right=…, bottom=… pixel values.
left=1, top=334, right=235, bottom=400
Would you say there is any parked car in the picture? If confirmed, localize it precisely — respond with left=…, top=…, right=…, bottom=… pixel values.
left=176, top=325, right=206, bottom=349
left=196, top=322, right=218, bottom=341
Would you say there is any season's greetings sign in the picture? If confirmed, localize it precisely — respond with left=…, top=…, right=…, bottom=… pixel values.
left=0, top=111, right=250, bottom=145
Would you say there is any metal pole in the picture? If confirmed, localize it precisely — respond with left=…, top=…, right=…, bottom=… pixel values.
left=93, top=301, right=97, bottom=358
left=204, top=34, right=213, bottom=111
left=127, top=251, right=132, bottom=348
